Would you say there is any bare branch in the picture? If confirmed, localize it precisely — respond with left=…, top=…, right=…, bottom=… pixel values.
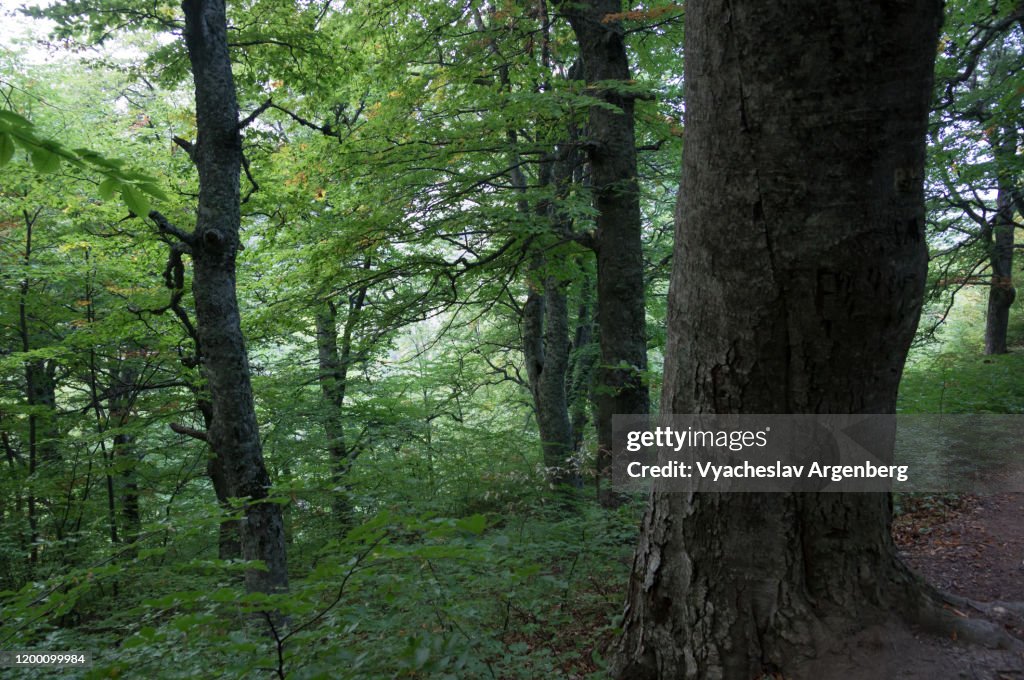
left=239, top=97, right=274, bottom=130
left=170, top=422, right=208, bottom=442
left=149, top=211, right=195, bottom=245
left=172, top=135, right=195, bottom=163
left=241, top=153, right=259, bottom=204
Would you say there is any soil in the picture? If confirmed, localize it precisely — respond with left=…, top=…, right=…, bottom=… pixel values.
left=896, top=494, right=1024, bottom=605
left=791, top=493, right=1024, bottom=679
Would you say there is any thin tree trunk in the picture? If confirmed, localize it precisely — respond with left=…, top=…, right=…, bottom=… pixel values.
left=567, top=268, right=596, bottom=459
left=505, top=88, right=580, bottom=488
left=179, top=0, right=287, bottom=594
left=984, top=130, right=1018, bottom=355
left=520, top=135, right=582, bottom=488
left=614, top=2, right=944, bottom=677
left=18, top=208, right=42, bottom=566
left=315, top=279, right=367, bottom=526
left=560, top=0, right=649, bottom=501
left=523, top=266, right=578, bottom=487
left=110, top=364, right=141, bottom=553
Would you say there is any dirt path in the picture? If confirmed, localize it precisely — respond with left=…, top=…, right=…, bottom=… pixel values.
left=792, top=494, right=1024, bottom=679
left=895, top=493, right=1024, bottom=604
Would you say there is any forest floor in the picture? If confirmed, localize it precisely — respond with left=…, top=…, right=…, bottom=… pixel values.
left=791, top=493, right=1024, bottom=679
left=896, top=493, right=1024, bottom=607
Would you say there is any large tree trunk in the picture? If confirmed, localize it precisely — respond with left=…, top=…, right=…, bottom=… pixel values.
left=614, top=2, right=943, bottom=677
left=560, top=0, right=650, bottom=499
left=180, top=0, right=287, bottom=594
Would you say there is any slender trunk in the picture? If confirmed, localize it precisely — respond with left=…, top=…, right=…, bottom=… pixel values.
left=614, top=2, right=943, bottom=677
left=521, top=144, right=582, bottom=488
left=984, top=130, right=1018, bottom=355
left=523, top=265, right=578, bottom=486
left=86, top=352, right=118, bottom=548
left=18, top=209, right=41, bottom=566
left=567, top=269, right=596, bottom=458
left=181, top=0, right=287, bottom=594
left=560, top=0, right=649, bottom=500
left=314, top=280, right=367, bottom=526
left=506, top=107, right=579, bottom=487
left=111, top=364, right=141, bottom=552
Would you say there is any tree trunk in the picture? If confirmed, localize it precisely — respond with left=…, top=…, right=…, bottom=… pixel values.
left=567, top=268, right=597, bottom=459
left=522, top=268, right=578, bottom=487
left=984, top=130, right=1018, bottom=355
left=614, top=2, right=943, bottom=678
left=180, top=0, right=287, bottom=594
left=110, top=363, right=141, bottom=554
left=560, top=0, right=650, bottom=499
left=314, top=282, right=367, bottom=526
left=17, top=208, right=56, bottom=566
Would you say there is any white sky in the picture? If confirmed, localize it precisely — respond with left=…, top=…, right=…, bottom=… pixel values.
left=0, top=0, right=55, bottom=56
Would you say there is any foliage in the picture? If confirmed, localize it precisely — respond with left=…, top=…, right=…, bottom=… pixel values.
left=0, top=0, right=1020, bottom=675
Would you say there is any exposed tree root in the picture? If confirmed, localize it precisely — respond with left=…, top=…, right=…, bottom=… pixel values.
left=905, top=582, right=1024, bottom=651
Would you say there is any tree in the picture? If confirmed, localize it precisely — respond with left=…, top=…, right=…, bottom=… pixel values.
left=926, top=0, right=1024, bottom=353
left=559, top=0, right=650, bottom=499
left=152, top=0, right=288, bottom=595
left=315, top=274, right=369, bottom=524
left=614, top=1, right=948, bottom=677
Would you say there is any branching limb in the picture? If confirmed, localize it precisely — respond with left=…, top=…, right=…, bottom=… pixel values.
left=241, top=153, right=259, bottom=204
left=149, top=211, right=195, bottom=246
left=172, top=136, right=195, bottom=163
left=169, top=422, right=208, bottom=441
left=267, top=102, right=340, bottom=139
left=239, top=97, right=274, bottom=130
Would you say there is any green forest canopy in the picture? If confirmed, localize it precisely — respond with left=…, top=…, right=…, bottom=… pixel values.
left=0, top=0, right=1022, bottom=677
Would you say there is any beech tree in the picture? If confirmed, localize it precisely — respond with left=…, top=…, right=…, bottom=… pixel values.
left=927, top=0, right=1024, bottom=353
left=150, top=0, right=288, bottom=594
left=559, top=0, right=651, bottom=498
left=614, top=1, right=950, bottom=677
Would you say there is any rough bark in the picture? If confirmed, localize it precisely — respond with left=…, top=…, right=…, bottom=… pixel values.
left=614, top=2, right=943, bottom=678
left=560, top=0, right=650, bottom=500
left=180, top=0, right=287, bottom=594
left=523, top=268, right=577, bottom=487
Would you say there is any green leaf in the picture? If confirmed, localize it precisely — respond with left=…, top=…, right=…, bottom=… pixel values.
left=121, top=184, right=151, bottom=216
left=30, top=147, right=60, bottom=173
left=0, top=110, right=31, bottom=128
left=0, top=133, right=13, bottom=166
left=455, top=513, right=487, bottom=535
left=136, top=546, right=166, bottom=559
left=137, top=182, right=169, bottom=201
left=98, top=177, right=119, bottom=201
left=414, top=645, right=430, bottom=669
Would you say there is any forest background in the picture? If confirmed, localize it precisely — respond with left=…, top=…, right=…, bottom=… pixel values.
left=0, top=0, right=1022, bottom=677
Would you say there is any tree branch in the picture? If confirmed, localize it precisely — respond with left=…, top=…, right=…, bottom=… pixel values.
left=239, top=97, right=274, bottom=130
left=172, top=135, right=195, bottom=163
left=149, top=211, right=195, bottom=245
left=267, top=102, right=340, bottom=139
left=169, top=422, right=208, bottom=442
